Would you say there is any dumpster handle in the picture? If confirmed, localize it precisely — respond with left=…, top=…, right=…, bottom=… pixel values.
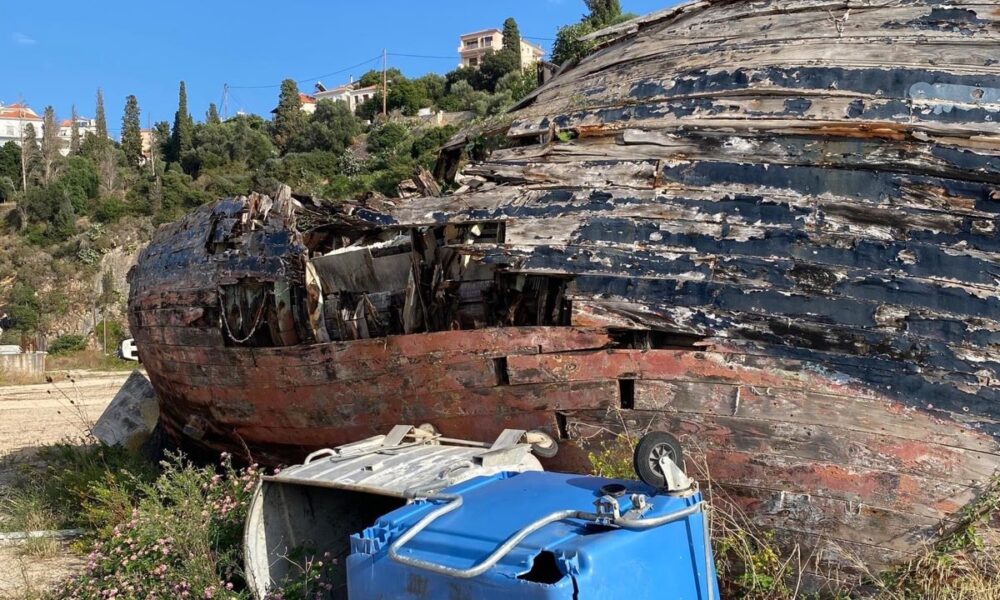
left=389, top=494, right=706, bottom=583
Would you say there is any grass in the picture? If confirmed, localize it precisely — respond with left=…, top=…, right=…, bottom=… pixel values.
left=45, top=349, right=137, bottom=372
left=0, top=440, right=157, bottom=536
left=0, top=369, right=46, bottom=386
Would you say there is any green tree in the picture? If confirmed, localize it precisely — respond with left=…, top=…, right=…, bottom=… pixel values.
left=501, top=17, right=522, bottom=58
left=69, top=105, right=81, bottom=154
left=94, top=88, right=108, bottom=140
left=359, top=68, right=402, bottom=89
left=229, top=115, right=276, bottom=168
left=40, top=106, right=61, bottom=185
left=416, top=74, right=447, bottom=108
left=121, top=95, right=143, bottom=169
left=0, top=142, right=20, bottom=191
left=586, top=0, right=623, bottom=27
left=0, top=176, right=14, bottom=203
left=51, top=190, right=77, bottom=240
left=305, top=99, right=361, bottom=153
left=497, top=69, right=538, bottom=101
left=153, top=120, right=171, bottom=163
left=20, top=123, right=41, bottom=188
left=271, top=79, right=309, bottom=154
left=473, top=18, right=523, bottom=92
left=552, top=0, right=634, bottom=65
left=6, top=282, right=41, bottom=334
left=169, top=81, right=194, bottom=164
left=206, top=103, right=221, bottom=125
left=552, top=20, right=597, bottom=65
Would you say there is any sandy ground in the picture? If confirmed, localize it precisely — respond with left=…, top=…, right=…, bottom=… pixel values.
left=0, top=370, right=130, bottom=598
left=0, top=544, right=86, bottom=599
left=0, top=371, right=130, bottom=457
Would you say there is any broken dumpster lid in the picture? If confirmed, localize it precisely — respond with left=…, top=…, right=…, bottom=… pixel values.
left=348, top=471, right=717, bottom=600
left=259, top=425, right=543, bottom=496
left=244, top=426, right=543, bottom=600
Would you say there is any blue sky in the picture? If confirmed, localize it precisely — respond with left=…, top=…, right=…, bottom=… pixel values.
left=3, top=0, right=671, bottom=137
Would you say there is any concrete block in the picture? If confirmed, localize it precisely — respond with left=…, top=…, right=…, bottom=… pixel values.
left=92, top=370, right=159, bottom=452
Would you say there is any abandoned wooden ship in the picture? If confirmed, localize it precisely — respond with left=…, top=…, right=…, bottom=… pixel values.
left=128, top=0, right=1000, bottom=581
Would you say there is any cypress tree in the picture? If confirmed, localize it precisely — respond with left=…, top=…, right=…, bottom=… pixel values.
left=153, top=120, right=171, bottom=163
left=169, top=81, right=194, bottom=163
left=207, top=103, right=221, bottom=125
left=20, top=123, right=40, bottom=188
left=271, top=79, right=307, bottom=154
left=501, top=17, right=522, bottom=61
left=94, top=88, right=108, bottom=139
left=585, top=0, right=622, bottom=27
left=69, top=105, right=81, bottom=154
left=121, top=95, right=143, bottom=168
left=40, top=106, right=60, bottom=184
left=52, top=190, right=76, bottom=240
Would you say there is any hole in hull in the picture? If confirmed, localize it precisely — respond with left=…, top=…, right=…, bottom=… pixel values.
left=619, top=379, right=636, bottom=410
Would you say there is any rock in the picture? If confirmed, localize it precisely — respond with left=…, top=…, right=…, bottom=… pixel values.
left=91, top=370, right=159, bottom=452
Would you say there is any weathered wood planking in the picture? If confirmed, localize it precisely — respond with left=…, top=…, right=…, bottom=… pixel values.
left=128, top=0, right=1000, bottom=580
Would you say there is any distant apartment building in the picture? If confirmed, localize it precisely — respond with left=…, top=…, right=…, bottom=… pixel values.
left=458, top=29, right=545, bottom=69
left=313, top=81, right=380, bottom=114
left=0, top=102, right=43, bottom=147
left=57, top=116, right=97, bottom=155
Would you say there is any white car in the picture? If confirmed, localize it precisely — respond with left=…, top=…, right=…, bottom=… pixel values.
left=118, top=338, right=139, bottom=362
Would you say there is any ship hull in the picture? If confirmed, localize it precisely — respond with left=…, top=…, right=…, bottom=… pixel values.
left=129, top=0, right=1000, bottom=583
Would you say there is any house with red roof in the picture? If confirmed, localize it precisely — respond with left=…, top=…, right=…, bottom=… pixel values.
left=271, top=93, right=318, bottom=115
left=57, top=116, right=97, bottom=155
left=0, top=102, right=43, bottom=147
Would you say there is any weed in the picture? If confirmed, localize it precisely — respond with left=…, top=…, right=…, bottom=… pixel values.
left=45, top=349, right=136, bottom=372
left=0, top=440, right=157, bottom=535
left=586, top=433, right=638, bottom=479
left=866, top=475, right=1000, bottom=600
left=0, top=492, right=60, bottom=557
left=54, top=452, right=256, bottom=600
left=0, top=369, right=45, bottom=386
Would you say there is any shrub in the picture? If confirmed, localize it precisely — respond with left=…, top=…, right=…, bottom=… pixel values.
left=47, top=334, right=88, bottom=355
left=54, top=453, right=255, bottom=600
left=93, top=197, right=128, bottom=224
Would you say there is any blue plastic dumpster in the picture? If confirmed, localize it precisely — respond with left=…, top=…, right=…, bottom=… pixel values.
left=347, top=470, right=718, bottom=599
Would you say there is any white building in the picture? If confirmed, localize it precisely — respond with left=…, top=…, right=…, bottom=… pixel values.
left=458, top=29, right=545, bottom=69
left=57, top=116, right=97, bottom=155
left=0, top=102, right=43, bottom=147
left=313, top=81, right=380, bottom=115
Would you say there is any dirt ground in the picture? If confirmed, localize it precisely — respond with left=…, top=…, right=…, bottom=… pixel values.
left=0, top=370, right=130, bottom=598
left=0, top=371, right=130, bottom=457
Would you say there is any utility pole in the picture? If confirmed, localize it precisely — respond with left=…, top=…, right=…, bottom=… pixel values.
left=382, top=48, right=388, bottom=118
left=222, top=84, right=229, bottom=120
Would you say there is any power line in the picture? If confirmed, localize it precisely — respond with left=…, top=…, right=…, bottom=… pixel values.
left=228, top=54, right=383, bottom=90
left=388, top=53, right=455, bottom=60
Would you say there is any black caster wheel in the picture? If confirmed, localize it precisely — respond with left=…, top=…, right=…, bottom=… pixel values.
left=527, top=430, right=559, bottom=458
left=633, top=431, right=684, bottom=488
